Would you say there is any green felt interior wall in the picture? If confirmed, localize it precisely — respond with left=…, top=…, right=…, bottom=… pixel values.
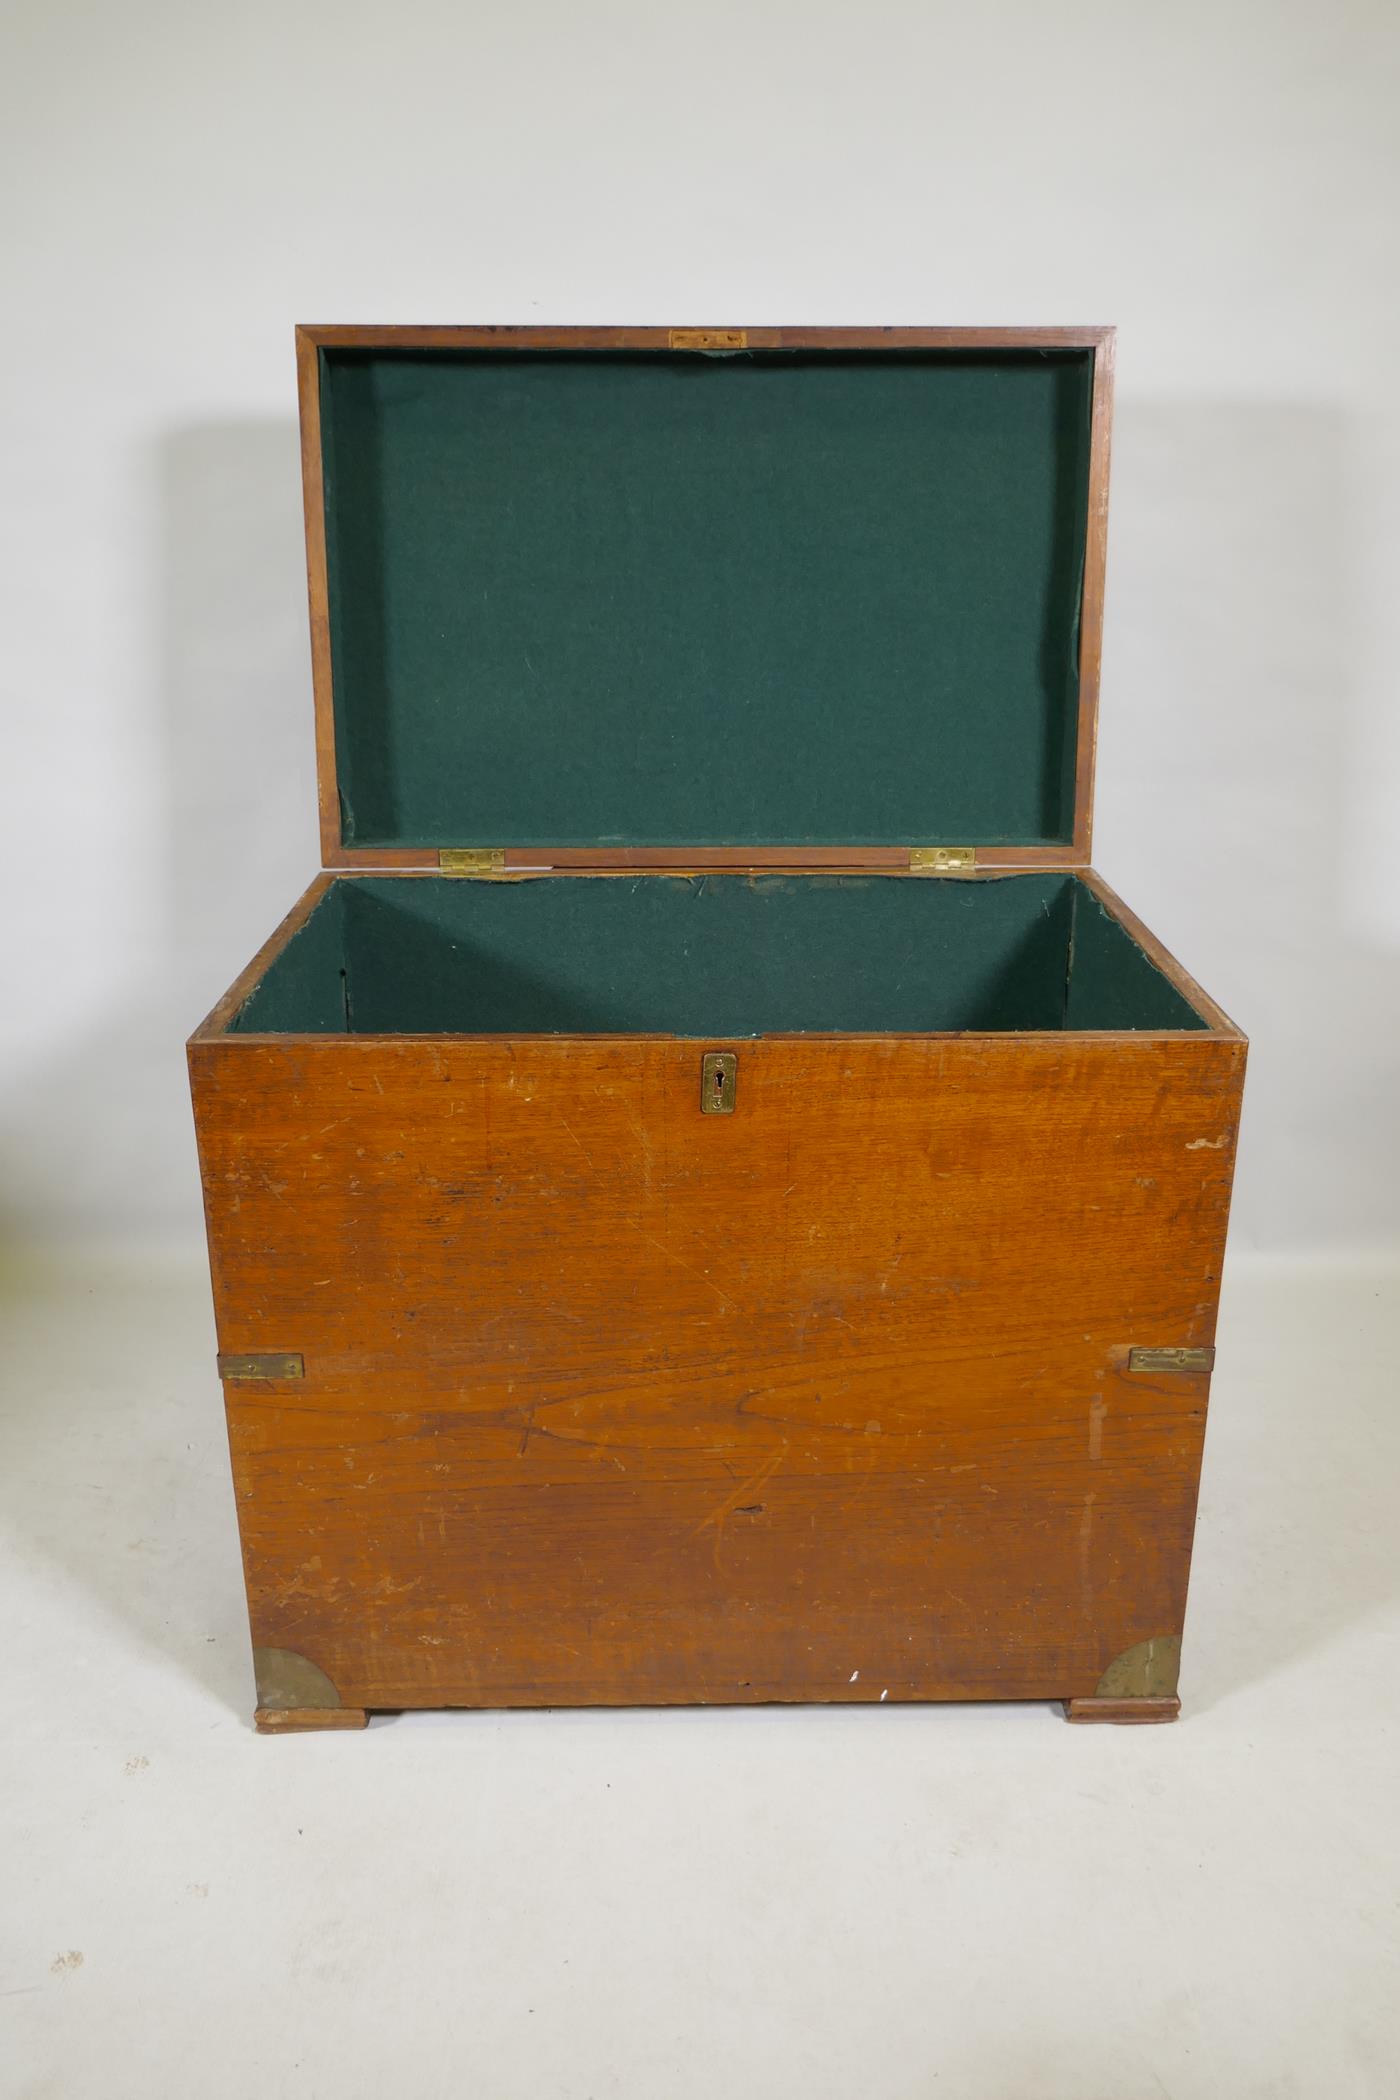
left=229, top=876, right=1207, bottom=1037
left=1064, top=887, right=1204, bottom=1032
left=230, top=883, right=349, bottom=1033
left=341, top=875, right=1075, bottom=1035
left=320, top=348, right=1094, bottom=850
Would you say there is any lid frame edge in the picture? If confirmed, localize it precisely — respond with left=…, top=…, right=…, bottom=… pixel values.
left=297, top=323, right=1116, bottom=874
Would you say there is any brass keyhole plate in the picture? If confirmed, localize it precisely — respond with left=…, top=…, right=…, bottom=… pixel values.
left=700, top=1052, right=737, bottom=1114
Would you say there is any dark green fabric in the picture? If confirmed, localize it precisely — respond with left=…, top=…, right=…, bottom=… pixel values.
left=320, top=348, right=1094, bottom=850
left=1064, top=887, right=1205, bottom=1032
left=230, top=884, right=349, bottom=1033
left=338, top=875, right=1074, bottom=1035
left=230, top=876, right=1207, bottom=1036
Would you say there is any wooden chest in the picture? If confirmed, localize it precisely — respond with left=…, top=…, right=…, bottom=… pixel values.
left=190, top=326, right=1245, bottom=1732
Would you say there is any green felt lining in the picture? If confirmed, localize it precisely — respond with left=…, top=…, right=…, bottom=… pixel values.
left=229, top=877, right=1206, bottom=1037
left=320, top=347, right=1094, bottom=850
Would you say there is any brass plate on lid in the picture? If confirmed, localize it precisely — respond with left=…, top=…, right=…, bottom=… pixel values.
left=669, top=329, right=747, bottom=351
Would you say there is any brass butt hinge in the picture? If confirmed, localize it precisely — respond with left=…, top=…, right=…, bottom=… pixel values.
left=909, top=847, right=977, bottom=874
left=1127, top=1346, right=1216, bottom=1375
left=440, top=849, right=506, bottom=876
left=669, top=329, right=748, bottom=352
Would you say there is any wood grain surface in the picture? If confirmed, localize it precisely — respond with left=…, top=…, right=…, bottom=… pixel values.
left=191, top=1029, right=1244, bottom=1711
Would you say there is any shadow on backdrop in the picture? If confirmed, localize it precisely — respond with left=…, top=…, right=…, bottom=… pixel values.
left=0, top=422, right=313, bottom=1711
left=1, top=403, right=1397, bottom=1714
left=0, top=421, right=315, bottom=1252
left=1096, top=397, right=1400, bottom=1249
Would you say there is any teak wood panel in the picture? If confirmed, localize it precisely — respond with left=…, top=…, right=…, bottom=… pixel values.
left=296, top=324, right=1114, bottom=872
left=191, top=1031, right=1243, bottom=1710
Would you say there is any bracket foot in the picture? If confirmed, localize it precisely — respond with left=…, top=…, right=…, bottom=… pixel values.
left=1064, top=1695, right=1181, bottom=1725
left=255, top=1706, right=369, bottom=1734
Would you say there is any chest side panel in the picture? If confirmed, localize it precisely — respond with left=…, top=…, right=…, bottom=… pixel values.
left=190, top=1033, right=1243, bottom=1708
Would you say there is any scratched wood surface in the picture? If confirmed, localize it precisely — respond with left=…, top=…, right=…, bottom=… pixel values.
left=190, top=1031, right=1244, bottom=1711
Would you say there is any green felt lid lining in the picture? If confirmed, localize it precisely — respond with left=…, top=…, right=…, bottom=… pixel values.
left=318, top=344, right=1097, bottom=852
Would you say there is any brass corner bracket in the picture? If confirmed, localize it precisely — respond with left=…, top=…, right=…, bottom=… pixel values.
left=1064, top=1634, right=1184, bottom=1724
left=253, top=1646, right=343, bottom=1712
left=252, top=1647, right=368, bottom=1734
left=1097, top=1634, right=1182, bottom=1701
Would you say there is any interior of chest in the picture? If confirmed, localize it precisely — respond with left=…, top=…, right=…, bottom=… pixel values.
left=227, top=874, right=1207, bottom=1035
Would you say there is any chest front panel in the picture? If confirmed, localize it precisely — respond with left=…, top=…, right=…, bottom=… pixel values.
left=192, top=1031, right=1242, bottom=1707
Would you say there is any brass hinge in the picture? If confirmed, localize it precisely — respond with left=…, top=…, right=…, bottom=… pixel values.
left=909, top=847, right=977, bottom=874
left=218, top=1352, right=304, bottom=1382
left=1128, top=1346, right=1216, bottom=1375
left=440, top=849, right=506, bottom=876
left=669, top=328, right=748, bottom=352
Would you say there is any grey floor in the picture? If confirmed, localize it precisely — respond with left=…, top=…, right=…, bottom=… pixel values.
left=5, top=1246, right=1398, bottom=2099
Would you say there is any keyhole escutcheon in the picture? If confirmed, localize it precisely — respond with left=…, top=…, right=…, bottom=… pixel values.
left=700, top=1051, right=738, bottom=1115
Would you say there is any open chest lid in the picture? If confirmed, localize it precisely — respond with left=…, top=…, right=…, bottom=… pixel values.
left=298, top=326, right=1113, bottom=873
